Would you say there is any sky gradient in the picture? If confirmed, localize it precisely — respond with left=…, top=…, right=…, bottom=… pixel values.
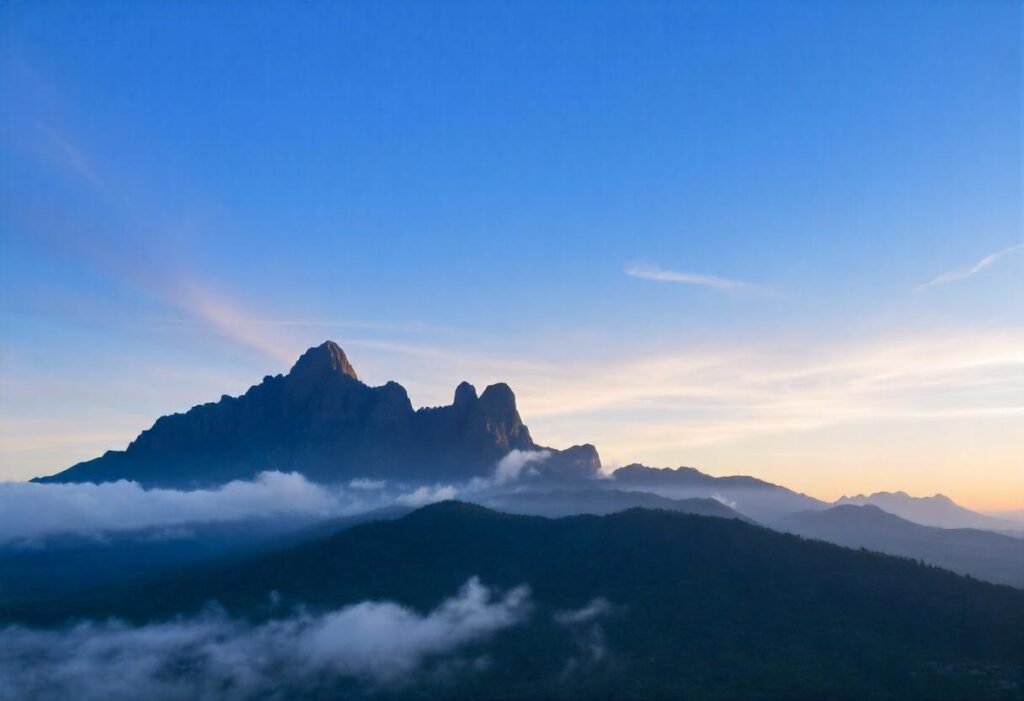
left=1, top=1, right=1021, bottom=510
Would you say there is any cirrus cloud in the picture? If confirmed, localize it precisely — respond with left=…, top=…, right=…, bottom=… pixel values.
left=914, top=243, right=1024, bottom=293
left=625, top=262, right=768, bottom=295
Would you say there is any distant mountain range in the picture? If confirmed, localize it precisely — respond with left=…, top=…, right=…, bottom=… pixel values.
left=35, top=341, right=1017, bottom=542
left=777, top=504, right=1024, bottom=588
left=606, top=463, right=826, bottom=522
left=836, top=491, right=1020, bottom=531
left=7, top=502, right=1021, bottom=700
left=37, top=341, right=600, bottom=488
left=481, top=487, right=753, bottom=522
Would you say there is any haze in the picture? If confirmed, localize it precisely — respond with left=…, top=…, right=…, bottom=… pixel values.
left=1, top=1, right=1021, bottom=511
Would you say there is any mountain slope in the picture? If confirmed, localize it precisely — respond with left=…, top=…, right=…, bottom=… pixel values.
left=480, top=487, right=754, bottom=521
left=610, top=463, right=826, bottom=521
left=776, top=504, right=1024, bottom=588
left=836, top=491, right=1020, bottom=531
left=9, top=503, right=1023, bottom=700
left=36, top=342, right=600, bottom=488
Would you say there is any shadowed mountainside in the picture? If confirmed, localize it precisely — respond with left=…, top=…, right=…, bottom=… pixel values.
left=776, top=504, right=1024, bottom=588
left=7, top=503, right=1022, bottom=700
left=36, top=342, right=600, bottom=488
left=836, top=491, right=1020, bottom=531
left=480, top=487, right=754, bottom=522
left=609, top=463, right=826, bottom=522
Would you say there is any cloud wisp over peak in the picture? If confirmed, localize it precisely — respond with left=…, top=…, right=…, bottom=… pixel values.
left=914, top=243, right=1024, bottom=293
left=625, top=263, right=766, bottom=295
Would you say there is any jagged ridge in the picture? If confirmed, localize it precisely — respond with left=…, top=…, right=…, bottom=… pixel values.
left=38, top=341, right=600, bottom=488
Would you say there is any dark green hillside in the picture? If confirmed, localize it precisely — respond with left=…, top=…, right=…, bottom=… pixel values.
left=6, top=503, right=1023, bottom=700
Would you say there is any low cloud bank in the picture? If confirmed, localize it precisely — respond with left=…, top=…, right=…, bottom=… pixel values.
left=1, top=450, right=559, bottom=544
left=0, top=577, right=531, bottom=701
left=0, top=472, right=358, bottom=543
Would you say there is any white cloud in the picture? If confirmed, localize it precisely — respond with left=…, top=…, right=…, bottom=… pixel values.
left=393, top=450, right=556, bottom=508
left=0, top=450, right=567, bottom=545
left=625, top=262, right=766, bottom=295
left=348, top=478, right=387, bottom=490
left=172, top=281, right=301, bottom=365
left=914, top=243, right=1024, bottom=293
left=493, top=449, right=552, bottom=484
left=396, top=484, right=459, bottom=507
left=301, top=577, right=530, bottom=680
left=711, top=494, right=738, bottom=510
left=0, top=577, right=531, bottom=701
left=554, top=598, right=615, bottom=673
left=502, top=331, right=1024, bottom=457
left=0, top=472, right=364, bottom=543
left=554, top=598, right=613, bottom=626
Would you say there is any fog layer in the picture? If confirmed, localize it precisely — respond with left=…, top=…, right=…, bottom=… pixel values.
left=0, top=577, right=531, bottom=701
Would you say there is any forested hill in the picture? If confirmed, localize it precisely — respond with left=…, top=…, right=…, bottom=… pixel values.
left=9, top=503, right=1023, bottom=700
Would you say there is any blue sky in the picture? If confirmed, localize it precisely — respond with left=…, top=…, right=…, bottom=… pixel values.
left=1, top=1, right=1021, bottom=508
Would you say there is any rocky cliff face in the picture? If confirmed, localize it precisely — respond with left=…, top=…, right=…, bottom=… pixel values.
left=38, top=341, right=600, bottom=488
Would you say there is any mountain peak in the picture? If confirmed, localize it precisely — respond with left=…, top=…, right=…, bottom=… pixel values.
left=288, top=341, right=359, bottom=381
left=479, top=382, right=516, bottom=407
left=453, top=381, right=478, bottom=406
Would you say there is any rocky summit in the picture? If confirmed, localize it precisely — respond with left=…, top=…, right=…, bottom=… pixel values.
left=36, top=341, right=600, bottom=489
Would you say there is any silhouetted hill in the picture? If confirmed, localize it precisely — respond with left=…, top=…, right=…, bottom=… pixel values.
left=610, top=463, right=826, bottom=521
left=836, top=491, right=1020, bottom=531
left=36, top=342, right=601, bottom=488
left=9, top=503, right=1023, bottom=699
left=481, top=487, right=754, bottom=521
left=776, top=504, right=1024, bottom=588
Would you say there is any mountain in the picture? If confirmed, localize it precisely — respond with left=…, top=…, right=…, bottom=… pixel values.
left=480, top=487, right=754, bottom=521
left=776, top=504, right=1024, bottom=588
left=36, top=341, right=601, bottom=488
left=609, top=463, right=826, bottom=522
left=8, top=503, right=1022, bottom=700
left=836, top=491, right=1020, bottom=531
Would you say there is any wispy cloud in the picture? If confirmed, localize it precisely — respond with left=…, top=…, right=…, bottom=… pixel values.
left=914, top=244, right=1024, bottom=293
left=625, top=262, right=766, bottom=295
left=1, top=455, right=553, bottom=541
left=292, top=331, right=1024, bottom=455
left=0, top=472, right=346, bottom=543
left=0, top=577, right=531, bottom=699
left=35, top=122, right=104, bottom=190
left=7, top=68, right=440, bottom=368
left=171, top=282, right=303, bottom=365
left=359, top=332, right=1024, bottom=502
